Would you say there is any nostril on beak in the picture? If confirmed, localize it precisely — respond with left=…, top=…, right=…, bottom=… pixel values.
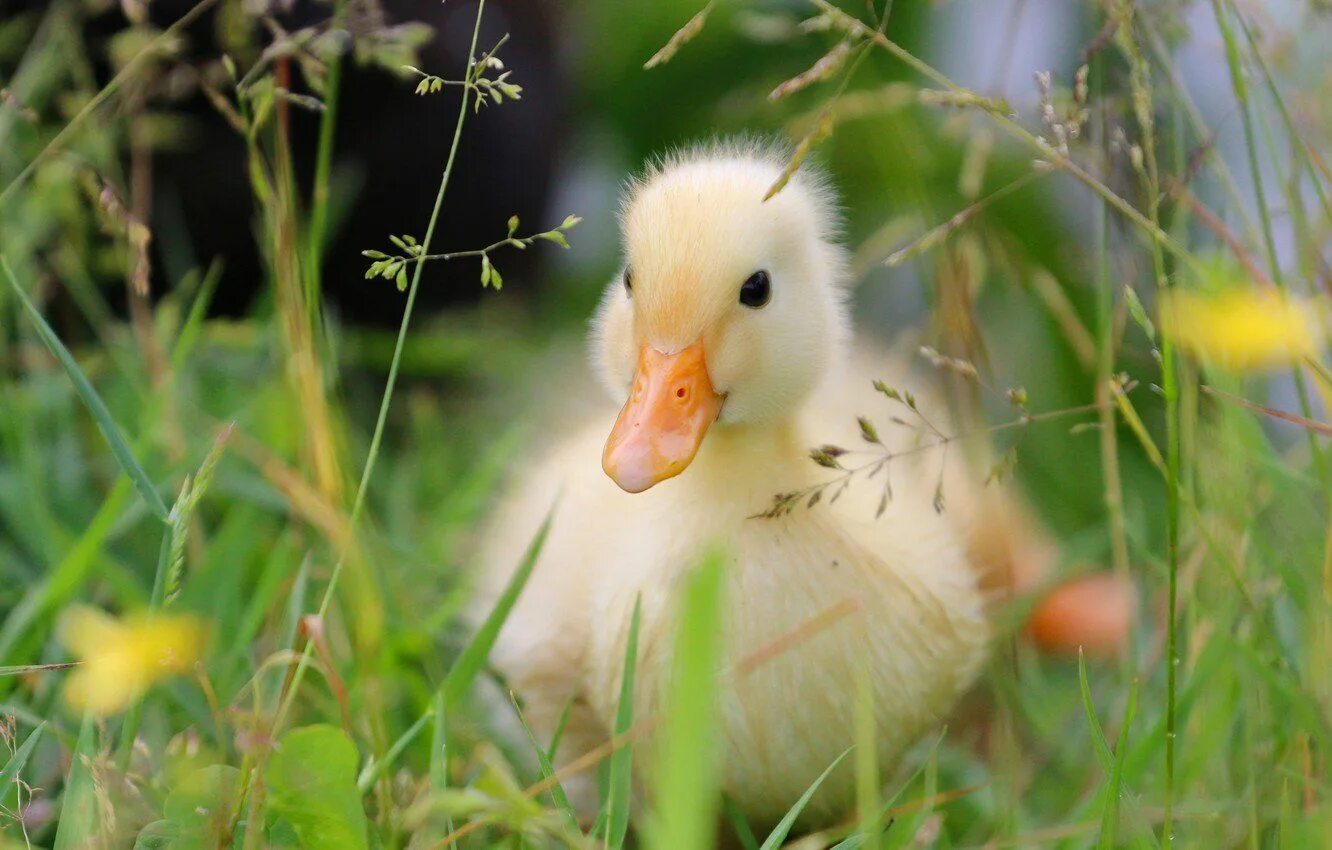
left=675, top=386, right=688, bottom=400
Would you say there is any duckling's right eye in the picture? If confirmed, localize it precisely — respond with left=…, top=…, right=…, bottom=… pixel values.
left=623, top=268, right=633, bottom=297
left=739, top=270, right=771, bottom=309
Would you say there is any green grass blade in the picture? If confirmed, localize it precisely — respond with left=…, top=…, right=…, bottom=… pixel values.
left=429, top=690, right=448, bottom=789
left=644, top=549, right=726, bottom=850
left=2, top=256, right=169, bottom=522
left=548, top=694, right=575, bottom=762
left=510, top=692, right=581, bottom=836
left=1080, top=652, right=1154, bottom=849
left=429, top=690, right=455, bottom=836
left=1100, top=678, right=1139, bottom=850
left=282, top=554, right=313, bottom=651
left=724, top=796, right=761, bottom=850
left=357, top=706, right=433, bottom=794
left=0, top=720, right=44, bottom=801
left=603, top=594, right=642, bottom=848
left=761, top=747, right=852, bottom=850
left=1077, top=651, right=1117, bottom=776
left=169, top=258, right=223, bottom=369
left=0, top=664, right=76, bottom=676
left=52, top=715, right=98, bottom=850
left=442, top=502, right=554, bottom=710
left=854, top=664, right=881, bottom=850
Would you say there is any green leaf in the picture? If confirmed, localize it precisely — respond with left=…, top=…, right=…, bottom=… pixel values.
left=561, top=214, right=583, bottom=230
left=441, top=503, right=554, bottom=711
left=489, top=264, right=503, bottom=290
left=507, top=215, right=520, bottom=236
left=857, top=416, right=880, bottom=444
left=760, top=748, right=851, bottom=849
left=644, top=549, right=727, bottom=850
left=134, top=765, right=240, bottom=849
left=872, top=380, right=901, bottom=402
left=133, top=821, right=175, bottom=850
left=264, top=725, right=369, bottom=850
left=395, top=267, right=408, bottom=292
left=0, top=721, right=44, bottom=802
left=1124, top=284, right=1156, bottom=340
left=480, top=254, right=492, bottom=288
left=536, top=230, right=570, bottom=249
left=2, top=257, right=169, bottom=521
left=603, top=596, right=642, bottom=848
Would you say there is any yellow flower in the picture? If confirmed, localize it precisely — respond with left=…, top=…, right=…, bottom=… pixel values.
left=60, top=606, right=205, bottom=716
left=1162, top=288, right=1324, bottom=371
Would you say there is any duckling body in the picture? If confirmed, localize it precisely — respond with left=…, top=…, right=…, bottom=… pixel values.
left=479, top=363, right=987, bottom=823
left=475, top=142, right=989, bottom=825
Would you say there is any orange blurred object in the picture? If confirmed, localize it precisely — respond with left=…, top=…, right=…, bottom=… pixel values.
left=1025, top=573, right=1137, bottom=658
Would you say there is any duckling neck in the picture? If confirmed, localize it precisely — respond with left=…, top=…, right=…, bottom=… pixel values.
left=683, top=416, right=813, bottom=505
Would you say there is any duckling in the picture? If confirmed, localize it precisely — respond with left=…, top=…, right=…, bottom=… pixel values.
left=474, top=141, right=1112, bottom=826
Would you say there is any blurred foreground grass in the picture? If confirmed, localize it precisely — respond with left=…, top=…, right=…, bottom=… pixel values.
left=2, top=0, right=1331, bottom=847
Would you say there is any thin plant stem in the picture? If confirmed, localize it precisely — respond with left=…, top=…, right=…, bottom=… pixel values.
left=1112, top=8, right=1181, bottom=844
left=270, top=0, right=489, bottom=737
left=305, top=0, right=348, bottom=323
left=1091, top=53, right=1131, bottom=655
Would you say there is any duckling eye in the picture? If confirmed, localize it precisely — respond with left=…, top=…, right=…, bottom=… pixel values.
left=623, top=268, right=633, bottom=297
left=739, top=270, right=771, bottom=309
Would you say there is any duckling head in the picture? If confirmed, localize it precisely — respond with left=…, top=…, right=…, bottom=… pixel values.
left=593, top=142, right=849, bottom=493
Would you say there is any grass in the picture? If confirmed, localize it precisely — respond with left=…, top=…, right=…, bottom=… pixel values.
left=1, top=0, right=1331, bottom=847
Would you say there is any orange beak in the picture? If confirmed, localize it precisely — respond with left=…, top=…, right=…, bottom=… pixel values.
left=602, top=340, right=724, bottom=493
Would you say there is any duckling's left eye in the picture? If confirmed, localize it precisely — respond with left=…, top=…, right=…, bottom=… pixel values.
left=739, top=271, right=771, bottom=309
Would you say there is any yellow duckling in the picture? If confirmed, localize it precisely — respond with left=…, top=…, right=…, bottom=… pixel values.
left=475, top=142, right=1116, bottom=826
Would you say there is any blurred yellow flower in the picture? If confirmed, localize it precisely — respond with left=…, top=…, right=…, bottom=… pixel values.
left=1162, top=289, right=1324, bottom=371
left=60, top=606, right=205, bottom=716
